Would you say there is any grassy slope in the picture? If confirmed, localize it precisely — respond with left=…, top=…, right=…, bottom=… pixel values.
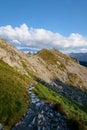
left=33, top=83, right=87, bottom=130
left=37, top=49, right=66, bottom=71
left=37, top=49, right=58, bottom=65
left=0, top=59, right=32, bottom=130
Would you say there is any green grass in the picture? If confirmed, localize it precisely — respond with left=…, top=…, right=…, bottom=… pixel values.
left=37, top=49, right=58, bottom=65
left=21, top=60, right=36, bottom=78
left=0, top=59, right=32, bottom=130
left=37, top=49, right=66, bottom=71
left=33, top=83, right=87, bottom=130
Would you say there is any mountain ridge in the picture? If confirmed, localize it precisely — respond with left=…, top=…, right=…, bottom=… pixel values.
left=0, top=38, right=87, bottom=130
left=0, top=38, right=87, bottom=90
left=28, top=48, right=87, bottom=90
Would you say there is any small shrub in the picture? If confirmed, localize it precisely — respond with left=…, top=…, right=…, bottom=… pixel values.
left=52, top=103, right=66, bottom=115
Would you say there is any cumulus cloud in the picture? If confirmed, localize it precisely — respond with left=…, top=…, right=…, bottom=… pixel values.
left=0, top=23, right=87, bottom=53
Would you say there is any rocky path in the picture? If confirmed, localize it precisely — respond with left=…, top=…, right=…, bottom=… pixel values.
left=12, top=83, right=69, bottom=130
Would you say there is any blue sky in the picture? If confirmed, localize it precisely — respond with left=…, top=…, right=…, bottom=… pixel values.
left=0, top=0, right=87, bottom=53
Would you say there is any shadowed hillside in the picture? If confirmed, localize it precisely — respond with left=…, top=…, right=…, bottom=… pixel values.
left=79, top=61, right=87, bottom=67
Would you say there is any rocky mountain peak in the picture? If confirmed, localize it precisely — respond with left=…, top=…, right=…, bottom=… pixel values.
left=0, top=38, right=87, bottom=91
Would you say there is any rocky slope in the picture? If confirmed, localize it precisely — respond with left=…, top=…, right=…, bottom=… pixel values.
left=28, top=48, right=87, bottom=91
left=0, top=38, right=87, bottom=130
left=0, top=37, right=87, bottom=90
left=0, top=38, right=36, bottom=75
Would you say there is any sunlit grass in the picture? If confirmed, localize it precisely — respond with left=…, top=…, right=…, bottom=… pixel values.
left=33, top=83, right=87, bottom=130
left=0, top=59, right=32, bottom=130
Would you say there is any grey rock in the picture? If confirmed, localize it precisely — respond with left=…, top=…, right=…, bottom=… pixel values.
left=12, top=84, right=69, bottom=130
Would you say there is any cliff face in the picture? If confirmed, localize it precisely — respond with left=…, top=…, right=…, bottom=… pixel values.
left=0, top=38, right=87, bottom=90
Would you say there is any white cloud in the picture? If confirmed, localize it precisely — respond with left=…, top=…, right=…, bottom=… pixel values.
left=0, top=23, right=87, bottom=53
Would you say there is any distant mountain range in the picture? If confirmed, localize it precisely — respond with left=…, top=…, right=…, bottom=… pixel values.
left=69, top=52, right=87, bottom=67
left=70, top=52, right=87, bottom=62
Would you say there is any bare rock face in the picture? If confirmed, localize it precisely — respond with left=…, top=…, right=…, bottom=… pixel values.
left=0, top=38, right=35, bottom=75
left=0, top=38, right=87, bottom=91
left=28, top=48, right=87, bottom=90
